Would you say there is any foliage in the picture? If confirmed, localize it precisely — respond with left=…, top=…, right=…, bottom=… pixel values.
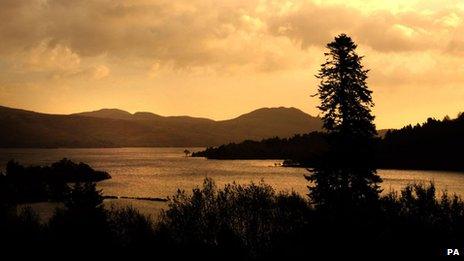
left=106, top=206, right=156, bottom=250
left=378, top=183, right=464, bottom=255
left=378, top=113, right=464, bottom=170
left=157, top=178, right=310, bottom=259
left=307, top=34, right=381, bottom=210
left=192, top=132, right=328, bottom=163
left=193, top=112, right=464, bottom=171
left=0, top=178, right=463, bottom=258
left=316, top=34, right=376, bottom=138
left=47, top=182, right=110, bottom=252
left=0, top=158, right=110, bottom=203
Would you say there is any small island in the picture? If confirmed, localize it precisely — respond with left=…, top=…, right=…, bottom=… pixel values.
left=0, top=158, right=111, bottom=203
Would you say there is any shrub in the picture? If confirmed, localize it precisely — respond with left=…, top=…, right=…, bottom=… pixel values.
left=107, top=206, right=156, bottom=250
left=158, top=178, right=310, bottom=259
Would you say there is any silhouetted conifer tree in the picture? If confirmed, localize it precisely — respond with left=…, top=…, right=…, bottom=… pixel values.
left=317, top=34, right=376, bottom=138
left=306, top=34, right=381, bottom=211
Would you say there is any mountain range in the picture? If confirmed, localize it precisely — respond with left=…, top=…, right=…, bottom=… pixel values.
left=0, top=105, right=322, bottom=148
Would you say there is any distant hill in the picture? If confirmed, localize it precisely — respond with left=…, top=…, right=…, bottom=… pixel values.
left=0, top=105, right=322, bottom=148
left=73, top=108, right=135, bottom=120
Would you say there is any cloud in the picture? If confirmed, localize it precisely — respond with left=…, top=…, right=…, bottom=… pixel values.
left=92, top=65, right=110, bottom=80
left=1, top=0, right=463, bottom=75
left=14, top=41, right=81, bottom=72
left=267, top=2, right=360, bottom=49
left=2, top=0, right=464, bottom=129
left=1, top=1, right=464, bottom=89
left=0, top=0, right=289, bottom=73
left=267, top=2, right=463, bottom=53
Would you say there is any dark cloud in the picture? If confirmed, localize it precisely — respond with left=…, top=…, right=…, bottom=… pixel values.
left=0, top=0, right=245, bottom=68
left=0, top=0, right=463, bottom=71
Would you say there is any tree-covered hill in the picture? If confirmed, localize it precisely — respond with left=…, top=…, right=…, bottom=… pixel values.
left=377, top=114, right=464, bottom=170
left=194, top=113, right=464, bottom=171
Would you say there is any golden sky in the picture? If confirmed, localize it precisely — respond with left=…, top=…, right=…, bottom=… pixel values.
left=1, top=0, right=464, bottom=129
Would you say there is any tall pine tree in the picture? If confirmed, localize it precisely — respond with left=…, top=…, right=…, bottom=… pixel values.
left=306, top=34, right=381, bottom=211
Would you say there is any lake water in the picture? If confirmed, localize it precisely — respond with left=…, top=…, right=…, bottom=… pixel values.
left=2, top=147, right=464, bottom=217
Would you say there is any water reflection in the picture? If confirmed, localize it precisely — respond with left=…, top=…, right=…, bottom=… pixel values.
left=2, top=147, right=464, bottom=199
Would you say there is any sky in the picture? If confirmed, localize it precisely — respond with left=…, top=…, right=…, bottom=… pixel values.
left=1, top=0, right=464, bottom=129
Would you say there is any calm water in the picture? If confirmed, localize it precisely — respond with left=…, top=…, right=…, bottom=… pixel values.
left=2, top=148, right=464, bottom=217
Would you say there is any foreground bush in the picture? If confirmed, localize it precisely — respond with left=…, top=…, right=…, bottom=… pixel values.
left=156, top=180, right=464, bottom=258
left=107, top=206, right=157, bottom=250
left=1, top=179, right=464, bottom=258
left=157, top=178, right=310, bottom=259
left=379, top=183, right=464, bottom=254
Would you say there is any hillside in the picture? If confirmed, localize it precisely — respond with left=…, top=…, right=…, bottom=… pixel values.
left=0, top=105, right=322, bottom=148
left=193, top=114, right=464, bottom=171
left=377, top=115, right=464, bottom=170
